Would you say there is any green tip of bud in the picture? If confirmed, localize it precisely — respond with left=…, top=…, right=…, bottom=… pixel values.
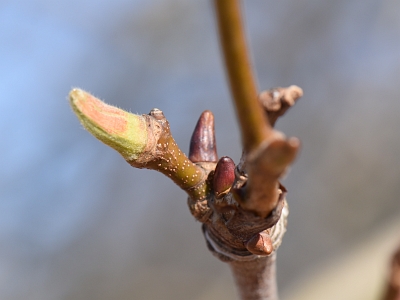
left=69, top=88, right=147, bottom=160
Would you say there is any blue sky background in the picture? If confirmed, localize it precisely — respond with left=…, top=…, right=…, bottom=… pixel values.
left=1, top=0, right=400, bottom=299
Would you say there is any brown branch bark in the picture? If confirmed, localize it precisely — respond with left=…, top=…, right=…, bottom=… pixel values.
left=230, top=255, right=277, bottom=300
left=69, top=2, right=302, bottom=300
left=69, top=89, right=210, bottom=201
left=214, top=0, right=300, bottom=219
left=214, top=0, right=272, bottom=153
left=212, top=1, right=301, bottom=299
left=382, top=243, right=400, bottom=300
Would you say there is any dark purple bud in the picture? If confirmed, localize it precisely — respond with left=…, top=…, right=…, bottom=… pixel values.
left=213, top=156, right=235, bottom=199
left=245, top=232, right=273, bottom=256
left=189, top=110, right=218, bottom=163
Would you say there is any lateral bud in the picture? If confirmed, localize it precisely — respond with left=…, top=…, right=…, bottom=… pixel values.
left=259, top=85, right=303, bottom=126
left=213, top=156, right=235, bottom=199
left=245, top=231, right=273, bottom=256
left=149, top=108, right=165, bottom=120
left=189, top=110, right=218, bottom=163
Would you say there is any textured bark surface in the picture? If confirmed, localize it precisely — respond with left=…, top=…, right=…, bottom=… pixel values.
left=230, top=255, right=277, bottom=300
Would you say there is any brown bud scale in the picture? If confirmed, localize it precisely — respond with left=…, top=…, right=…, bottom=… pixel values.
left=213, top=156, right=236, bottom=199
left=245, top=231, right=273, bottom=256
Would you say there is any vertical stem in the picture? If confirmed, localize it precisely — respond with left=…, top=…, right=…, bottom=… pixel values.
left=214, top=0, right=272, bottom=152
left=214, top=2, right=282, bottom=299
left=229, top=255, right=278, bottom=300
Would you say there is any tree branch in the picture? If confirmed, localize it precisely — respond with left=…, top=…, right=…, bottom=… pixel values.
left=214, top=0, right=300, bottom=218
left=211, top=1, right=302, bottom=299
left=69, top=3, right=303, bottom=299
left=69, top=88, right=209, bottom=201
left=214, top=0, right=272, bottom=152
left=230, top=255, right=277, bottom=300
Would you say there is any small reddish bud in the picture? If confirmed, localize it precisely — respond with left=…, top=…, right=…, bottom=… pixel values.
left=213, top=156, right=235, bottom=199
left=245, top=232, right=273, bottom=256
left=189, top=110, right=218, bottom=163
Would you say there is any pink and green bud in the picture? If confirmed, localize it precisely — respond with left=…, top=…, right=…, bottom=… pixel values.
left=69, top=88, right=147, bottom=161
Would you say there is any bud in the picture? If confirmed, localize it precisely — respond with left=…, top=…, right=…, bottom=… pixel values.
left=69, top=88, right=147, bottom=161
left=189, top=110, right=218, bottom=163
left=213, top=156, right=235, bottom=199
left=149, top=108, right=165, bottom=120
left=245, top=232, right=273, bottom=256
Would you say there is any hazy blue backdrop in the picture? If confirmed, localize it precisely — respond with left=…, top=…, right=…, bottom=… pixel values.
left=1, top=0, right=399, bottom=299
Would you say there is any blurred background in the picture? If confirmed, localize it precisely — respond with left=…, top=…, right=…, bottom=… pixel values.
left=1, top=0, right=400, bottom=299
